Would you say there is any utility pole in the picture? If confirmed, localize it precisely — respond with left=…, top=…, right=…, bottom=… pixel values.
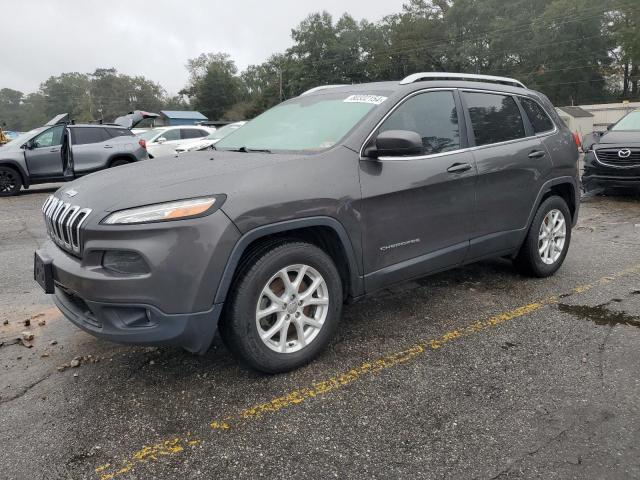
left=279, top=67, right=284, bottom=103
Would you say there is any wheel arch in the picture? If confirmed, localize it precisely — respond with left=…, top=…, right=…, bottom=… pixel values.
left=214, top=217, right=364, bottom=305
left=107, top=153, right=137, bottom=167
left=0, top=160, right=29, bottom=188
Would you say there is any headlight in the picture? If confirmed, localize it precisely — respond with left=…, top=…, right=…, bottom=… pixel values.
left=102, top=197, right=217, bottom=225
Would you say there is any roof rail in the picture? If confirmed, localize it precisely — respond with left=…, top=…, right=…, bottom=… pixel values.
left=400, top=72, right=526, bottom=89
left=300, top=84, right=349, bottom=96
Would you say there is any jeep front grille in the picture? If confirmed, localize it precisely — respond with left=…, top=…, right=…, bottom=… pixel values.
left=42, top=195, right=92, bottom=254
left=594, top=148, right=640, bottom=168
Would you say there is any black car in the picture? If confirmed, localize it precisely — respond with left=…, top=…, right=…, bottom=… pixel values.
left=583, top=109, right=640, bottom=193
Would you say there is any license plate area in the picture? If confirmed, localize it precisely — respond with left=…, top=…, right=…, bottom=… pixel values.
left=34, top=250, right=54, bottom=294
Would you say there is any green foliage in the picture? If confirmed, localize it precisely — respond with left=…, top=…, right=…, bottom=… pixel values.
left=2, top=0, right=640, bottom=129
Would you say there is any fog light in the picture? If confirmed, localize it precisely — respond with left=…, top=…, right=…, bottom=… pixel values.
left=102, top=250, right=149, bottom=275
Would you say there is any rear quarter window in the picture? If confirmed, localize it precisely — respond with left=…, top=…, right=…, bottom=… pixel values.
left=520, top=97, right=555, bottom=134
left=106, top=128, right=135, bottom=139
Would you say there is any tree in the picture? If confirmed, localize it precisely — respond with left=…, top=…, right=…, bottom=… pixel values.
left=181, top=53, right=242, bottom=120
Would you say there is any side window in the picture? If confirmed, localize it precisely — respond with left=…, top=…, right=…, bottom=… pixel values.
left=378, top=90, right=461, bottom=155
left=463, top=92, right=526, bottom=146
left=72, top=127, right=111, bottom=145
left=33, top=125, right=64, bottom=148
left=181, top=128, right=206, bottom=139
left=520, top=97, right=555, bottom=134
left=106, top=128, right=135, bottom=139
left=159, top=129, right=180, bottom=141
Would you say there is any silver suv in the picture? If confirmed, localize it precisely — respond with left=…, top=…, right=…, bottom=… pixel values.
left=0, top=113, right=151, bottom=196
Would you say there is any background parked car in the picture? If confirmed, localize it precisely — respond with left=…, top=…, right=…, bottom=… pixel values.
left=0, top=113, right=150, bottom=196
left=582, top=109, right=640, bottom=193
left=137, top=126, right=212, bottom=158
left=174, top=121, right=246, bottom=153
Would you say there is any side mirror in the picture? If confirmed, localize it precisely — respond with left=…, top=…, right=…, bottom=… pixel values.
left=365, top=130, right=423, bottom=158
left=156, top=137, right=167, bottom=144
left=25, top=140, right=36, bottom=150
left=606, top=124, right=613, bottom=131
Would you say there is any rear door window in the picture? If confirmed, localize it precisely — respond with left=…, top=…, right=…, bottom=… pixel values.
left=520, top=97, right=555, bottom=134
left=463, top=92, right=526, bottom=146
left=159, top=129, right=180, bottom=141
left=181, top=128, right=207, bottom=139
left=378, top=90, right=461, bottom=155
left=72, top=127, right=111, bottom=145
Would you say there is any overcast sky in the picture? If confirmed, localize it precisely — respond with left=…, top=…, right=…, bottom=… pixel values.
left=0, top=0, right=408, bottom=95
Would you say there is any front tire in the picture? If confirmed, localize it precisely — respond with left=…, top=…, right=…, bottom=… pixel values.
left=0, top=166, right=22, bottom=197
left=220, top=241, right=343, bottom=373
left=514, top=195, right=572, bottom=277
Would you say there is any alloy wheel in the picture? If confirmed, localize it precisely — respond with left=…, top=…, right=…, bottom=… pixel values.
left=538, top=209, right=566, bottom=265
left=0, top=170, right=17, bottom=193
left=255, top=264, right=329, bottom=353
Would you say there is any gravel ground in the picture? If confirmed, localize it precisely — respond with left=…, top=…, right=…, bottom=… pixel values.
left=1, top=184, right=639, bottom=480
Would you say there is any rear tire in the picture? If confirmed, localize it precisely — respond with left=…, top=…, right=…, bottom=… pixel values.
left=110, top=158, right=130, bottom=168
left=220, top=241, right=343, bottom=373
left=514, top=195, right=572, bottom=277
left=0, top=166, right=22, bottom=197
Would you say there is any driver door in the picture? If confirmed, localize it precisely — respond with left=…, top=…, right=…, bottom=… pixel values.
left=359, top=89, right=477, bottom=291
left=24, top=125, right=65, bottom=177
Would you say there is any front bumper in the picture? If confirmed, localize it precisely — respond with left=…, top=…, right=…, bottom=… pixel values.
left=582, top=151, right=640, bottom=192
left=53, top=284, right=222, bottom=353
left=36, top=209, right=240, bottom=353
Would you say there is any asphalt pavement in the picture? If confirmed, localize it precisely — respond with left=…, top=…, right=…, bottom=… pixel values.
left=1, top=184, right=639, bottom=480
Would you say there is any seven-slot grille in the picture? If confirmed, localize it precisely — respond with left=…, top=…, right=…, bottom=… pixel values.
left=594, top=148, right=640, bottom=168
left=42, top=195, right=91, bottom=254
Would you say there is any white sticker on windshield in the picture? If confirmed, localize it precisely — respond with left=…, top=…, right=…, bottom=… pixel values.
left=343, top=94, right=387, bottom=105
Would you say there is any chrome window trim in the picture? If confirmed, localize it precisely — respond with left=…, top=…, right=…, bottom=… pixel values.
left=359, top=87, right=557, bottom=161
left=593, top=149, right=640, bottom=169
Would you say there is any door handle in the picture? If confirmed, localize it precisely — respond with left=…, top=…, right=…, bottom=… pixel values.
left=447, top=162, right=472, bottom=173
left=528, top=150, right=546, bottom=159
left=49, top=148, right=59, bottom=153
left=104, top=145, right=113, bottom=149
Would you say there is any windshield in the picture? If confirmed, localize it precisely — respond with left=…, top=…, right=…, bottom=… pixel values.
left=206, top=123, right=243, bottom=140
left=612, top=110, right=640, bottom=131
left=215, top=92, right=387, bottom=152
left=2, top=128, right=41, bottom=147
left=137, top=128, right=164, bottom=140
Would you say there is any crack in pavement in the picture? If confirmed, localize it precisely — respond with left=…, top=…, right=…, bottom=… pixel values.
left=0, top=372, right=53, bottom=404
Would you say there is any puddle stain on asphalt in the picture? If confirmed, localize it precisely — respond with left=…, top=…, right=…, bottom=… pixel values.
left=558, top=302, right=640, bottom=328
left=94, top=264, right=640, bottom=480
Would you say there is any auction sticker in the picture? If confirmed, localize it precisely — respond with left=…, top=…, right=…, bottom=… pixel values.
left=343, top=94, right=387, bottom=105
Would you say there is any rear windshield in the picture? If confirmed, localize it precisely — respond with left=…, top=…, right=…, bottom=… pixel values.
left=215, top=92, right=389, bottom=152
left=612, top=111, right=640, bottom=131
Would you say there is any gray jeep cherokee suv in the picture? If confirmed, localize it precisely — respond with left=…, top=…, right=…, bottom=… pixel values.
left=34, top=73, right=580, bottom=373
left=0, top=112, right=153, bottom=196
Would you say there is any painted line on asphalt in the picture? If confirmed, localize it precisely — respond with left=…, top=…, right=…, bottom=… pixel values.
left=95, top=264, right=640, bottom=479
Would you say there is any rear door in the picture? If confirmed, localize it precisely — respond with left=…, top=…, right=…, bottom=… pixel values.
left=461, top=90, right=552, bottom=259
left=70, top=127, right=113, bottom=173
left=24, top=125, right=65, bottom=177
left=359, top=89, right=476, bottom=291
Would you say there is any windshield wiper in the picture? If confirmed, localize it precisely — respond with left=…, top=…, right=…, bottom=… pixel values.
left=228, top=146, right=272, bottom=153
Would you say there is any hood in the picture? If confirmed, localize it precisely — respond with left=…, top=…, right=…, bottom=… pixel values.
left=595, top=130, right=640, bottom=146
left=55, top=150, right=298, bottom=214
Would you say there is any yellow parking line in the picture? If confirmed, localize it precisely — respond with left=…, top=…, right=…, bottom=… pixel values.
left=95, top=264, right=640, bottom=479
